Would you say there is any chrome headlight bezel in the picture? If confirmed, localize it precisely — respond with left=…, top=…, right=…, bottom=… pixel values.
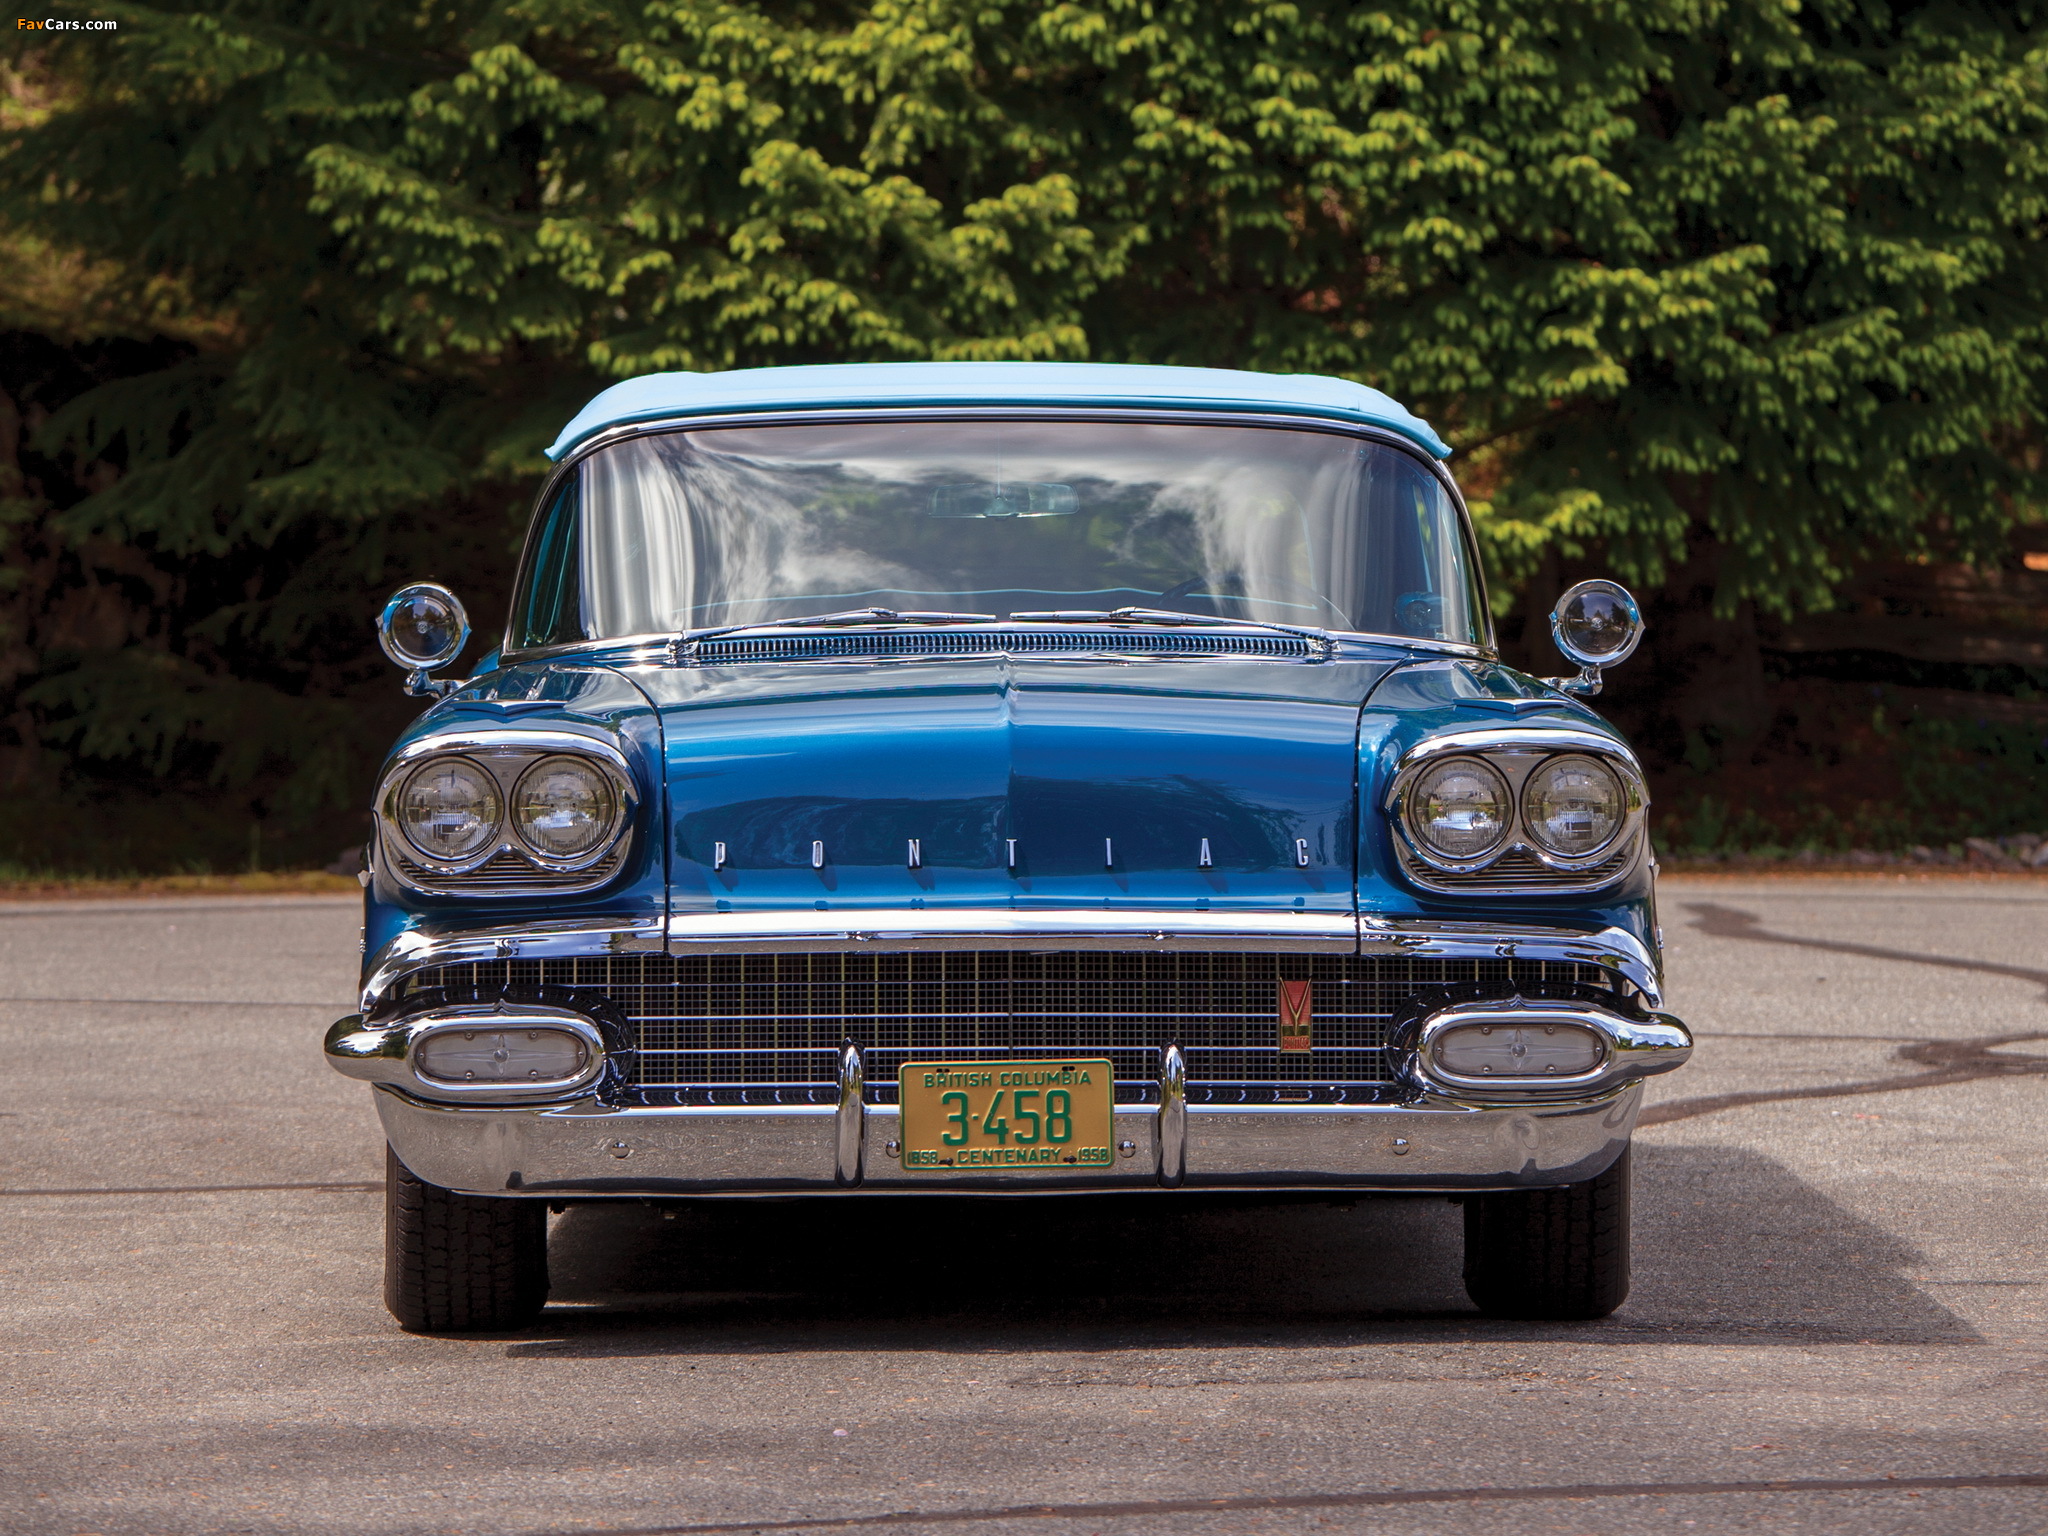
left=374, top=730, right=638, bottom=894
left=1385, top=729, right=1647, bottom=890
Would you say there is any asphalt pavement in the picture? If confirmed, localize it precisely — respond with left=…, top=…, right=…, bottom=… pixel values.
left=2, top=877, right=2045, bottom=1535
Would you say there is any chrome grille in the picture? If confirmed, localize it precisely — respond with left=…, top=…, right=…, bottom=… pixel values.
left=1397, top=840, right=1636, bottom=894
left=387, top=842, right=627, bottom=896
left=686, top=628, right=1317, bottom=664
left=400, top=951, right=1612, bottom=1101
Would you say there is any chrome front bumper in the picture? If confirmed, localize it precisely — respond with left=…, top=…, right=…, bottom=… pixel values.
left=347, top=907, right=1679, bottom=1197
left=373, top=1081, right=1642, bottom=1197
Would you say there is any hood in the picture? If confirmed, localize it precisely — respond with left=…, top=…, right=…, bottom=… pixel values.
left=642, top=656, right=1400, bottom=915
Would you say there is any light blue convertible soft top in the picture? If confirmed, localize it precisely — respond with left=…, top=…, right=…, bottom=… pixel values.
left=545, top=362, right=1450, bottom=461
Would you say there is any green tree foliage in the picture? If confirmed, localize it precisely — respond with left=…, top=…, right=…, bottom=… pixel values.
left=3, top=0, right=2045, bottom=865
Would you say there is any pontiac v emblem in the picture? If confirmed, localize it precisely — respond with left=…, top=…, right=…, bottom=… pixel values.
left=1278, top=979, right=1312, bottom=1053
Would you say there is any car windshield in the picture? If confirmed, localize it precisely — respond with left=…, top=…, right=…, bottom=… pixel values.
left=513, top=418, right=1487, bottom=647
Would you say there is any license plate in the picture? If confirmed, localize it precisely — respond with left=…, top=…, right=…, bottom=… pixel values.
left=898, top=1059, right=1116, bottom=1171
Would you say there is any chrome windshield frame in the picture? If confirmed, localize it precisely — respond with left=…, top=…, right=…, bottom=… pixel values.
left=500, top=406, right=1494, bottom=666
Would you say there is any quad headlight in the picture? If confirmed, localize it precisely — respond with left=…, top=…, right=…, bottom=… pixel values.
left=1410, top=758, right=1510, bottom=860
left=376, top=736, right=636, bottom=891
left=512, top=755, right=620, bottom=863
left=1521, top=754, right=1624, bottom=858
left=396, top=756, right=502, bottom=861
left=1390, top=734, right=1645, bottom=888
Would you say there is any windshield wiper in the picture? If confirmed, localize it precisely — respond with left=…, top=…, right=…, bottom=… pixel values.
left=1006, top=606, right=1331, bottom=644
left=1008, top=606, right=1243, bottom=626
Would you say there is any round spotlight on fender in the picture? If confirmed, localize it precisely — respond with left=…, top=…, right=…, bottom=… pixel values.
left=1550, top=579, right=1643, bottom=670
left=1408, top=757, right=1510, bottom=861
left=1522, top=754, right=1626, bottom=858
left=379, top=582, right=470, bottom=672
left=395, top=756, right=502, bottom=862
left=511, top=755, right=620, bottom=863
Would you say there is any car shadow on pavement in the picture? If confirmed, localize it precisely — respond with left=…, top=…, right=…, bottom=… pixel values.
left=511, top=1141, right=1974, bottom=1355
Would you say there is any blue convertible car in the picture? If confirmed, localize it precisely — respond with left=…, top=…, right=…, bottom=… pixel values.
left=327, top=362, right=1690, bottom=1331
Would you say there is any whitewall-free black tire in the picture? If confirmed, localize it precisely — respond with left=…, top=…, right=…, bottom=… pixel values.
left=1462, top=1146, right=1631, bottom=1320
left=384, top=1145, right=549, bottom=1333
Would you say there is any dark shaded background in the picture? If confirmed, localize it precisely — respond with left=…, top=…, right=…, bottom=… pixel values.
left=10, top=320, right=2040, bottom=875
left=6, top=2, right=2046, bottom=874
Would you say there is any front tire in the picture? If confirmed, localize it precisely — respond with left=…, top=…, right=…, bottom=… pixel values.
left=1463, top=1146, right=1631, bottom=1320
left=384, top=1145, right=549, bottom=1333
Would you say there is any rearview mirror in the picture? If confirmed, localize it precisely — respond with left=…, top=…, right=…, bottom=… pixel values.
left=379, top=582, right=470, bottom=699
left=1546, top=580, right=1643, bottom=698
left=930, top=483, right=1077, bottom=518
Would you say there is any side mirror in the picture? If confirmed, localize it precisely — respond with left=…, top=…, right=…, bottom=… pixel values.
left=1546, top=579, right=1643, bottom=698
left=379, top=583, right=470, bottom=699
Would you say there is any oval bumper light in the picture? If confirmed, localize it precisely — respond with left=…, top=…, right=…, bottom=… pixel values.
left=414, top=1026, right=590, bottom=1085
left=1432, top=1021, right=1604, bottom=1078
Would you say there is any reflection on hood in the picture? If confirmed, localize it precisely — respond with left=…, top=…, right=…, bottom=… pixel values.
left=643, top=655, right=1395, bottom=913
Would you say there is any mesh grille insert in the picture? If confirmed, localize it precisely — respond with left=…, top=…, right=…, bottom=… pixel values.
left=388, top=842, right=627, bottom=895
left=1397, top=841, right=1635, bottom=893
left=399, top=951, right=1613, bottom=1101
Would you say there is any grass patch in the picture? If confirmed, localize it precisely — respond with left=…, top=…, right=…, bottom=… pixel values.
left=0, top=867, right=358, bottom=900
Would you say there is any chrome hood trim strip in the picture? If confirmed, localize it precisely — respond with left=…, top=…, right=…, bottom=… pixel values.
left=664, top=907, right=1361, bottom=953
